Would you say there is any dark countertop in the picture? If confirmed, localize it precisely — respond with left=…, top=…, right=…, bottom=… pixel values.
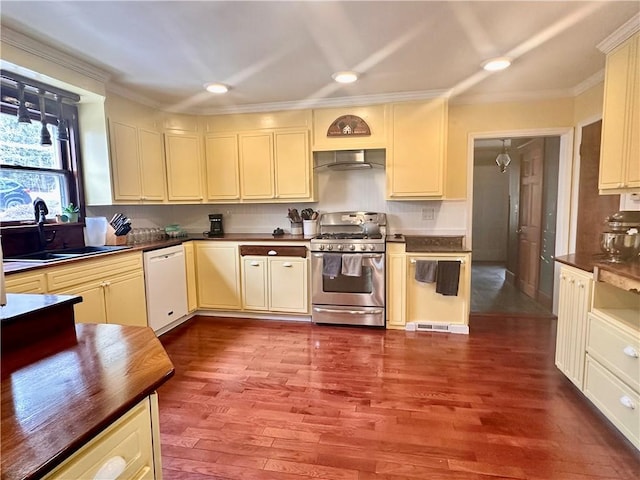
left=556, top=253, right=640, bottom=282
left=190, top=233, right=311, bottom=242
left=1, top=322, right=174, bottom=480
left=386, top=234, right=471, bottom=252
left=0, top=293, right=80, bottom=321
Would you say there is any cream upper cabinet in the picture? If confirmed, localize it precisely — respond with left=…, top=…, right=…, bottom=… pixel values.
left=195, top=242, right=242, bottom=310
left=274, top=130, right=312, bottom=200
left=387, top=99, right=447, bottom=199
left=312, top=105, right=389, bottom=151
left=599, top=32, right=640, bottom=193
left=205, top=133, right=241, bottom=201
left=109, top=121, right=166, bottom=203
left=239, top=131, right=275, bottom=199
left=555, top=264, right=593, bottom=389
left=164, top=132, right=205, bottom=202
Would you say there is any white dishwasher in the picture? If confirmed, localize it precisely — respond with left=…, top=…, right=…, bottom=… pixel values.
left=143, top=244, right=188, bottom=333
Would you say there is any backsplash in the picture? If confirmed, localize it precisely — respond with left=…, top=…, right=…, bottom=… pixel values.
left=86, top=169, right=468, bottom=237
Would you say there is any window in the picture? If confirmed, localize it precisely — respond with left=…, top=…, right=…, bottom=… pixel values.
left=0, top=72, right=82, bottom=222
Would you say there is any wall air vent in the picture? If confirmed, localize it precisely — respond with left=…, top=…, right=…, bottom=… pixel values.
left=405, top=322, right=470, bottom=335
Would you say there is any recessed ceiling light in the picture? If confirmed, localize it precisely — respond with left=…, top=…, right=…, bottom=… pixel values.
left=482, top=57, right=512, bottom=72
left=204, top=82, right=229, bottom=94
left=332, top=71, right=359, bottom=84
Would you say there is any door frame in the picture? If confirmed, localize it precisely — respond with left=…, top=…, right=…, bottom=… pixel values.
left=467, top=127, right=574, bottom=315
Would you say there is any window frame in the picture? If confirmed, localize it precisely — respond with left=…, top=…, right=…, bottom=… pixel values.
left=0, top=77, right=85, bottom=225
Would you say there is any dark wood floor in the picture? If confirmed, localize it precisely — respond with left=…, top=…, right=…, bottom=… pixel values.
left=157, top=316, right=640, bottom=479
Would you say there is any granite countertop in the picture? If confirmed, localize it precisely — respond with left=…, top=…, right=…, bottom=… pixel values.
left=556, top=253, right=640, bottom=282
left=387, top=234, right=470, bottom=252
left=1, top=321, right=174, bottom=480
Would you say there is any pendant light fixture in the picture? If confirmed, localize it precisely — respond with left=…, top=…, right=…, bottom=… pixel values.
left=56, top=95, right=69, bottom=142
left=495, top=139, right=512, bottom=173
left=38, top=89, right=52, bottom=146
left=17, top=82, right=32, bottom=123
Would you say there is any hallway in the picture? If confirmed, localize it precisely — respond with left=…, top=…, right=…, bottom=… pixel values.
left=471, top=262, right=554, bottom=316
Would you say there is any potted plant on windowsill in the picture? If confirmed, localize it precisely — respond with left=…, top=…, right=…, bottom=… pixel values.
left=60, top=203, right=79, bottom=223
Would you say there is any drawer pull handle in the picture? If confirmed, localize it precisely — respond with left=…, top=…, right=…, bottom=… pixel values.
left=619, top=396, right=636, bottom=410
left=282, top=262, right=292, bottom=267
left=250, top=261, right=260, bottom=267
left=268, top=250, right=277, bottom=256
left=93, top=455, right=126, bottom=480
left=623, top=346, right=639, bottom=358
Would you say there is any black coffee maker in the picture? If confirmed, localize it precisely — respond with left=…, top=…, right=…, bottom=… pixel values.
left=205, top=214, right=224, bottom=237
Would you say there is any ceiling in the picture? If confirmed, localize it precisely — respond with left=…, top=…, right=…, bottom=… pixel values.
left=1, top=1, right=638, bottom=114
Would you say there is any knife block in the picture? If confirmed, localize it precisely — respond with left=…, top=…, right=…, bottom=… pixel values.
left=105, top=225, right=127, bottom=246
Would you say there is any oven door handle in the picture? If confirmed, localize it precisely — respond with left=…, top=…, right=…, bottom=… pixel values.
left=312, top=253, right=383, bottom=259
left=313, top=307, right=385, bottom=315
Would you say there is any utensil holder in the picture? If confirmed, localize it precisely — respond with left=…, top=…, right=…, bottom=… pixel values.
left=303, top=219, right=317, bottom=236
left=106, top=225, right=127, bottom=245
left=290, top=222, right=303, bottom=235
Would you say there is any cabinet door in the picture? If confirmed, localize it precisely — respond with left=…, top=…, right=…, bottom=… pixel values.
left=183, top=242, right=198, bottom=313
left=195, top=243, right=241, bottom=309
left=110, top=121, right=142, bottom=201
left=205, top=134, right=241, bottom=201
left=600, top=34, right=640, bottom=191
left=164, top=133, right=204, bottom=201
left=274, top=130, right=311, bottom=199
left=386, top=248, right=406, bottom=328
left=138, top=129, right=167, bottom=202
left=239, top=132, right=274, bottom=199
left=104, top=270, right=148, bottom=327
left=58, top=282, right=108, bottom=325
left=4, top=272, right=46, bottom=293
left=555, top=265, right=593, bottom=389
left=387, top=99, right=446, bottom=199
left=269, top=257, right=308, bottom=313
left=242, top=256, right=268, bottom=311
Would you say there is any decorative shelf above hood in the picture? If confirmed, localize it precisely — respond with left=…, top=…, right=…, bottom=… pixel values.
left=313, top=149, right=385, bottom=171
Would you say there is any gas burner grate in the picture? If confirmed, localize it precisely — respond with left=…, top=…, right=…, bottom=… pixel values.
left=316, top=233, right=383, bottom=240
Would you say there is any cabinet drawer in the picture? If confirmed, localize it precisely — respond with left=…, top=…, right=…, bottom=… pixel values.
left=587, top=313, right=640, bottom=392
left=584, top=355, right=639, bottom=449
left=44, top=398, right=154, bottom=479
left=239, top=245, right=307, bottom=257
left=4, top=271, right=46, bottom=293
left=47, top=252, right=143, bottom=291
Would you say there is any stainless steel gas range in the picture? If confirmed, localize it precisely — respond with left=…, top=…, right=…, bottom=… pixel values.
left=310, top=212, right=386, bottom=327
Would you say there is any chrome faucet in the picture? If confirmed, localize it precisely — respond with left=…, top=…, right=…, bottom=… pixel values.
left=33, top=197, right=49, bottom=250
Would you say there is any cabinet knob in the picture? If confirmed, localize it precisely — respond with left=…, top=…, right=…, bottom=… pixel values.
left=250, top=261, right=260, bottom=267
left=619, top=396, right=636, bottom=410
left=92, top=455, right=126, bottom=480
left=569, top=279, right=575, bottom=284
left=578, top=282, right=584, bottom=288
left=623, top=346, right=639, bottom=358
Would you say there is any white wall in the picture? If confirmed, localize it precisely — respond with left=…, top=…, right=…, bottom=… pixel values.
left=471, top=165, right=509, bottom=261
left=87, top=168, right=468, bottom=239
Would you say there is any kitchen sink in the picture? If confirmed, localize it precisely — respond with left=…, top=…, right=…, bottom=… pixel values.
left=4, top=245, right=131, bottom=263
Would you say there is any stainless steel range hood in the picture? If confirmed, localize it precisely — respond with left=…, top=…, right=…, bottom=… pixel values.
left=313, top=149, right=385, bottom=170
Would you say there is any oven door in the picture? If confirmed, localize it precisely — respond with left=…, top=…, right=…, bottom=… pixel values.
left=311, top=252, right=384, bottom=307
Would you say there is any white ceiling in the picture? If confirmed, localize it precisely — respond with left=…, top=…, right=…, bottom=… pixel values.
left=1, top=1, right=638, bottom=114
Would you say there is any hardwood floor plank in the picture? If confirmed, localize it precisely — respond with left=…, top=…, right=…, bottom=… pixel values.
left=157, top=316, right=640, bottom=479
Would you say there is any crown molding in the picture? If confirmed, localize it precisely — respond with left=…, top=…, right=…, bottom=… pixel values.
left=597, top=12, right=640, bottom=54
left=572, top=69, right=605, bottom=96
left=0, top=24, right=111, bottom=84
left=106, top=82, right=164, bottom=110
left=449, top=88, right=575, bottom=106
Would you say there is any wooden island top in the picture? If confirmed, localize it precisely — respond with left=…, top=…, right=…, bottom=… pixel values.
left=1, top=295, right=174, bottom=480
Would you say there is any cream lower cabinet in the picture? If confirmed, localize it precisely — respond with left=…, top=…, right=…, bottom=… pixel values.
left=109, top=121, right=167, bottom=203
left=195, top=242, right=242, bottom=310
left=241, top=255, right=308, bottom=313
left=583, top=278, right=640, bottom=449
left=599, top=32, right=640, bottom=193
left=4, top=271, right=47, bottom=293
left=386, top=244, right=470, bottom=330
left=555, top=264, right=593, bottom=389
left=46, top=252, right=148, bottom=327
left=44, top=394, right=161, bottom=480
left=386, top=99, right=447, bottom=199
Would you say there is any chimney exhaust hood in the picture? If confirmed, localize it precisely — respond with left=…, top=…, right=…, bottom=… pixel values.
left=313, top=149, right=385, bottom=171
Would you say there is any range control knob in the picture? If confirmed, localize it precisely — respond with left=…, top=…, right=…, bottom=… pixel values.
left=369, top=245, right=376, bottom=251
left=319, top=245, right=325, bottom=251
left=360, top=244, right=366, bottom=251
left=349, top=245, right=356, bottom=251
left=327, top=245, right=333, bottom=251
left=337, top=244, right=344, bottom=251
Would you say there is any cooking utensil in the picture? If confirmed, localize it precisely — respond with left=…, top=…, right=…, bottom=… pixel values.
left=288, top=208, right=302, bottom=223
left=301, top=208, right=314, bottom=220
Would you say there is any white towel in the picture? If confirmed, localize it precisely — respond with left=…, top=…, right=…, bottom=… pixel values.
left=341, top=254, right=363, bottom=276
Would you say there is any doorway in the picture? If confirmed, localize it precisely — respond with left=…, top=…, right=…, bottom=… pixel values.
left=471, top=135, right=560, bottom=316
